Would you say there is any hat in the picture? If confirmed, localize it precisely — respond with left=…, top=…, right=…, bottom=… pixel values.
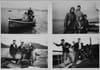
left=77, top=5, right=81, bottom=7
left=13, top=40, right=16, bottom=41
left=61, top=39, right=65, bottom=41
left=78, top=38, right=81, bottom=40
left=21, top=41, right=24, bottom=43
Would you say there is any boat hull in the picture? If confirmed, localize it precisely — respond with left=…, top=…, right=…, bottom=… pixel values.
left=8, top=19, right=36, bottom=33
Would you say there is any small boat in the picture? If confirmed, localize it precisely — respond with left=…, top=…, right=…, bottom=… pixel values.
left=8, top=18, right=36, bottom=33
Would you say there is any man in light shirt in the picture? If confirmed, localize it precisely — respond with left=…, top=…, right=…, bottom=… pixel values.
left=74, top=38, right=83, bottom=63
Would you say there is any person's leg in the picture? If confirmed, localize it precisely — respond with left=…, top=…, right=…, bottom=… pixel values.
left=12, top=54, right=15, bottom=59
left=75, top=51, right=79, bottom=63
left=70, top=52, right=75, bottom=63
left=79, top=50, right=83, bottom=60
left=64, top=52, right=66, bottom=63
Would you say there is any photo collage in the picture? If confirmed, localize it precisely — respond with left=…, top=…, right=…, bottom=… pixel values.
left=0, top=0, right=100, bottom=70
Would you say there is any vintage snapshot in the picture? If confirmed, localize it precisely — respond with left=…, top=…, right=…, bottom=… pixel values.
left=1, top=35, right=48, bottom=68
left=52, top=35, right=99, bottom=68
left=53, top=1, right=99, bottom=34
left=1, top=1, right=48, bottom=34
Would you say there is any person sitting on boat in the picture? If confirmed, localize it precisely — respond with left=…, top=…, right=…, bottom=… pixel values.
left=22, top=12, right=28, bottom=22
left=27, top=7, right=34, bottom=22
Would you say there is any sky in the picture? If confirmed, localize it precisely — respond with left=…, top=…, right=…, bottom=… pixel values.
left=1, top=1, right=49, bottom=10
left=53, top=1, right=99, bottom=20
left=1, top=34, right=48, bottom=46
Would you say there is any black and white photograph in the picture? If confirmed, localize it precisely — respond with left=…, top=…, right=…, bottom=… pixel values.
left=52, top=35, right=99, bottom=68
left=1, top=35, right=48, bottom=68
left=0, top=0, right=100, bottom=70
left=1, top=1, right=48, bottom=34
left=53, top=1, right=99, bottom=34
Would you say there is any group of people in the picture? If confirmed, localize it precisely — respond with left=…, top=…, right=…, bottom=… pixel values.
left=22, top=7, right=34, bottom=22
left=64, top=5, right=88, bottom=33
left=54, top=38, right=89, bottom=65
left=9, top=40, right=34, bottom=65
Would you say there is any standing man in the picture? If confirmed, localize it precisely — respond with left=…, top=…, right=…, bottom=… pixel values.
left=9, top=40, right=17, bottom=59
left=83, top=14, right=88, bottom=33
left=19, top=41, right=26, bottom=60
left=74, top=38, right=84, bottom=63
left=53, top=39, right=70, bottom=64
left=75, top=5, right=83, bottom=21
left=17, top=41, right=24, bottom=52
left=75, top=5, right=84, bottom=33
left=28, top=42, right=34, bottom=65
left=27, top=7, right=34, bottom=22
left=64, top=7, right=76, bottom=33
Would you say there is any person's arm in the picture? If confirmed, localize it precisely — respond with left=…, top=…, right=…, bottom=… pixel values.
left=81, top=43, right=84, bottom=51
left=10, top=44, right=13, bottom=49
left=74, top=43, right=78, bottom=50
left=9, top=44, right=13, bottom=54
left=86, top=20, right=89, bottom=31
left=15, top=44, right=17, bottom=49
left=53, top=42, right=62, bottom=47
left=29, top=45, right=33, bottom=50
left=32, top=10, right=34, bottom=15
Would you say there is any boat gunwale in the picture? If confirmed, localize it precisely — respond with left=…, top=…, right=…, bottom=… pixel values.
left=8, top=19, right=35, bottom=24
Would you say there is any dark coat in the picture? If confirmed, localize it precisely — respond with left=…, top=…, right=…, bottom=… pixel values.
left=82, top=19, right=88, bottom=33
left=64, top=12, right=76, bottom=33
left=27, top=9, right=34, bottom=22
left=28, top=9, right=34, bottom=16
left=74, top=42, right=83, bottom=52
left=55, top=42, right=71, bottom=53
left=9, top=44, right=17, bottom=56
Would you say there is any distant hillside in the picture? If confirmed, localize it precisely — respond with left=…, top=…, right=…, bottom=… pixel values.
left=1, top=43, right=48, bottom=49
left=24, top=43, right=48, bottom=49
left=31, top=43, right=48, bottom=49
left=1, top=43, right=9, bottom=48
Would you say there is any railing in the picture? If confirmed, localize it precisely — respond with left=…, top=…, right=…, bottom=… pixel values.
left=53, top=50, right=63, bottom=66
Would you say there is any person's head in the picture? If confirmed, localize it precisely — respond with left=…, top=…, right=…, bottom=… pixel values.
left=21, top=41, right=24, bottom=45
left=13, top=40, right=16, bottom=44
left=77, top=38, right=81, bottom=43
left=24, top=12, right=28, bottom=15
left=29, top=7, right=32, bottom=10
left=70, top=7, right=75, bottom=13
left=61, top=39, right=65, bottom=43
left=77, top=5, right=81, bottom=11
left=84, top=14, right=87, bottom=19
left=72, top=41, right=75, bottom=45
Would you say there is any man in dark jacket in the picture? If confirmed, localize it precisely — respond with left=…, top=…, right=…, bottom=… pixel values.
left=27, top=7, right=34, bottom=22
left=74, top=38, right=84, bottom=63
left=64, top=7, right=76, bottom=33
left=82, top=14, right=88, bottom=33
left=9, top=40, right=17, bottom=59
left=53, top=39, right=71, bottom=63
